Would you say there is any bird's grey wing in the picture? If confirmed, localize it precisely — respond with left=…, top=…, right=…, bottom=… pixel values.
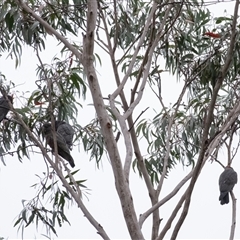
left=56, top=132, right=69, bottom=152
left=45, top=132, right=75, bottom=167
left=219, top=169, right=238, bottom=192
left=229, top=171, right=238, bottom=184
left=57, top=123, right=74, bottom=149
left=219, top=180, right=232, bottom=192
left=55, top=132, right=75, bottom=167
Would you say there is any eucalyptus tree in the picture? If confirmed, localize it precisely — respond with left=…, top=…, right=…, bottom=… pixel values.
left=0, top=0, right=239, bottom=239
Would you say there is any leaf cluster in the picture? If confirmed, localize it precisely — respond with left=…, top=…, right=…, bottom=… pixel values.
left=14, top=170, right=87, bottom=236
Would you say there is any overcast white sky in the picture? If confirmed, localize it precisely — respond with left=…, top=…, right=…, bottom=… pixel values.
left=0, top=1, right=239, bottom=240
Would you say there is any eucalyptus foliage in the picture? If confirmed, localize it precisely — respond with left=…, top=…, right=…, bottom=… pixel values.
left=0, top=0, right=239, bottom=239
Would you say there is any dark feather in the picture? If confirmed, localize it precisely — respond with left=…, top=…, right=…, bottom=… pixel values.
left=42, top=123, right=75, bottom=168
left=0, top=95, right=13, bottom=122
left=55, top=121, right=74, bottom=150
left=219, top=167, right=238, bottom=205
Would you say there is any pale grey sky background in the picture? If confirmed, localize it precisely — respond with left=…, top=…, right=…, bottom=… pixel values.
left=0, top=1, right=239, bottom=239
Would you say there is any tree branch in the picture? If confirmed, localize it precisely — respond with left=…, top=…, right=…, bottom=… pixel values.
left=82, top=0, right=144, bottom=238
left=156, top=80, right=189, bottom=196
left=157, top=192, right=186, bottom=240
left=139, top=170, right=193, bottom=228
left=109, top=96, right=133, bottom=179
left=110, top=2, right=158, bottom=101
left=229, top=191, right=237, bottom=240
left=56, top=163, right=110, bottom=239
left=98, top=2, right=133, bottom=180
left=98, top=3, right=156, bottom=229
left=0, top=86, right=110, bottom=239
left=170, top=2, right=239, bottom=238
left=15, top=0, right=83, bottom=63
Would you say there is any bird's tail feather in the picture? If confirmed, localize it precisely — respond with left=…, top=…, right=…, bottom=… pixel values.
left=219, top=192, right=229, bottom=205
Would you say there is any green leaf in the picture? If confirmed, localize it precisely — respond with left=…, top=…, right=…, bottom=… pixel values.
left=22, top=209, right=27, bottom=223
left=5, top=12, right=14, bottom=32
left=25, top=212, right=35, bottom=227
left=13, top=217, right=23, bottom=227
left=64, top=169, right=80, bottom=179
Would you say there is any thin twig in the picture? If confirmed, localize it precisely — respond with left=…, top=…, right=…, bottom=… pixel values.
left=128, top=107, right=149, bottom=132
left=139, top=170, right=193, bottom=228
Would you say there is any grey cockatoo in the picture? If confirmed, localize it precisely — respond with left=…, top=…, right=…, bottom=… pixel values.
left=55, top=121, right=74, bottom=150
left=0, top=95, right=13, bottom=122
left=42, top=123, right=75, bottom=168
left=219, top=167, right=238, bottom=205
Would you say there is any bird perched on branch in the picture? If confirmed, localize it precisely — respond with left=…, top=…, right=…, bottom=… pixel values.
left=0, top=95, right=13, bottom=123
left=55, top=120, right=74, bottom=150
left=219, top=166, right=238, bottom=205
left=42, top=123, right=75, bottom=168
